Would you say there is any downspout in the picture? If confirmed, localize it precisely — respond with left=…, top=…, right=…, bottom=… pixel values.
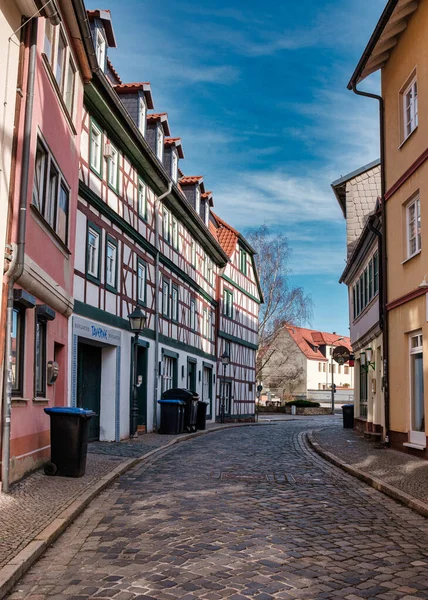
left=351, top=82, right=390, bottom=444
left=2, top=18, right=38, bottom=493
left=153, top=182, right=172, bottom=432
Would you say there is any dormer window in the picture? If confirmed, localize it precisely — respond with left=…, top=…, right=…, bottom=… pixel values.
left=139, top=98, right=146, bottom=136
left=195, top=187, right=201, bottom=214
left=205, top=202, right=209, bottom=227
left=157, top=126, right=164, bottom=161
left=96, top=30, right=106, bottom=71
left=171, top=150, right=178, bottom=183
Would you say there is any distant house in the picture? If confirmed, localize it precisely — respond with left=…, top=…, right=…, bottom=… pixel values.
left=260, top=325, right=353, bottom=400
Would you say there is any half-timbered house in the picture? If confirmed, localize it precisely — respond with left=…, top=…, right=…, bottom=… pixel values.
left=210, top=213, right=263, bottom=420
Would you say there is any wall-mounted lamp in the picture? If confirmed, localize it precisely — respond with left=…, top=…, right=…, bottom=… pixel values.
left=361, top=348, right=375, bottom=372
left=419, top=275, right=428, bottom=288
left=199, top=370, right=201, bottom=382
left=181, top=365, right=185, bottom=379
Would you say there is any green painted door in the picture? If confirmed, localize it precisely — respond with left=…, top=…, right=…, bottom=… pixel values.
left=136, top=346, right=147, bottom=427
left=77, top=342, right=101, bottom=441
left=187, top=360, right=196, bottom=392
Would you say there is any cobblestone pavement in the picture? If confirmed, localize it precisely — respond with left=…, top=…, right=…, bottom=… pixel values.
left=313, top=421, right=428, bottom=504
left=9, top=417, right=428, bottom=600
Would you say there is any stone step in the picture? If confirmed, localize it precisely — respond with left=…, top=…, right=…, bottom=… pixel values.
left=364, top=431, right=382, bottom=440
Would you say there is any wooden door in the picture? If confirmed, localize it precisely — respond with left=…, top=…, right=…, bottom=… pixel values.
left=77, top=342, right=101, bottom=441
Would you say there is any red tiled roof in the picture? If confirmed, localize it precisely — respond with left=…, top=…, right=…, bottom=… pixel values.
left=107, top=58, right=122, bottom=84
left=114, top=83, right=154, bottom=109
left=179, top=176, right=203, bottom=185
left=286, top=325, right=352, bottom=361
left=202, top=191, right=213, bottom=207
left=210, top=211, right=238, bottom=257
left=147, top=113, right=170, bottom=135
left=164, top=137, right=184, bottom=159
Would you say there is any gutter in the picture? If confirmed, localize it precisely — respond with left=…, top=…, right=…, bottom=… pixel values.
left=2, top=18, right=38, bottom=493
left=349, top=80, right=390, bottom=446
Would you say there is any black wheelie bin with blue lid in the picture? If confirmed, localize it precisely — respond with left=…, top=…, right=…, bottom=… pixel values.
left=161, top=388, right=199, bottom=432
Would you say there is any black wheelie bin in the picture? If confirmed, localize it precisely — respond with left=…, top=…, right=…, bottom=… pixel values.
left=342, top=404, right=355, bottom=429
left=158, top=399, right=185, bottom=434
left=44, top=407, right=95, bottom=477
left=161, top=388, right=199, bottom=432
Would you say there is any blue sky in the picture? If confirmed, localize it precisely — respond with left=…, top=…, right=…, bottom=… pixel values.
left=90, top=0, right=385, bottom=336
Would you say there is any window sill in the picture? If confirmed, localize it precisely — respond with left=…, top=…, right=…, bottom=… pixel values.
left=90, top=164, right=103, bottom=180
left=41, top=53, right=77, bottom=136
left=398, top=125, right=418, bottom=149
left=12, top=397, right=30, bottom=406
left=33, top=397, right=50, bottom=404
left=401, top=250, right=421, bottom=264
left=30, top=204, right=71, bottom=257
left=403, top=442, right=426, bottom=450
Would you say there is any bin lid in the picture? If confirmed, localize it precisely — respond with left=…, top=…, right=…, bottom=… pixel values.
left=157, top=399, right=185, bottom=405
left=342, top=404, right=354, bottom=408
left=44, top=407, right=96, bottom=416
left=161, top=388, right=199, bottom=400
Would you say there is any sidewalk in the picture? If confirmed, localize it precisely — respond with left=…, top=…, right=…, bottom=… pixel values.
left=308, top=421, right=428, bottom=516
left=0, top=422, right=254, bottom=599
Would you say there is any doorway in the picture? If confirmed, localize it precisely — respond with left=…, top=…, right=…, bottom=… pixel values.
left=187, top=359, right=197, bottom=392
left=220, top=381, right=232, bottom=416
left=77, top=342, right=101, bottom=441
left=202, top=366, right=212, bottom=417
left=410, top=333, right=425, bottom=445
left=135, top=344, right=147, bottom=429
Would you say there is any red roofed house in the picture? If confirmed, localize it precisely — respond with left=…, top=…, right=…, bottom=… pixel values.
left=260, top=325, right=354, bottom=402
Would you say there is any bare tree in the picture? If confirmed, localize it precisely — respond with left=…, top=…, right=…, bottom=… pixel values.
left=246, top=224, right=312, bottom=383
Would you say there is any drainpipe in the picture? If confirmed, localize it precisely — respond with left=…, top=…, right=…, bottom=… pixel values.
left=350, top=82, right=390, bottom=444
left=2, top=19, right=38, bottom=493
left=153, top=182, right=172, bottom=432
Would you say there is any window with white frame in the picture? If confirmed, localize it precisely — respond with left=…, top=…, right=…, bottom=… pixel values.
left=90, top=120, right=102, bottom=175
left=195, top=187, right=201, bottom=214
left=137, top=259, right=146, bottom=304
left=191, top=240, right=196, bottom=267
left=239, top=248, right=247, bottom=275
left=352, top=251, right=379, bottom=320
left=96, top=29, right=106, bottom=70
left=43, top=22, right=76, bottom=117
left=190, top=298, right=196, bottom=331
left=344, top=365, right=349, bottom=375
left=410, top=332, right=424, bottom=437
left=202, top=308, right=208, bottom=338
left=32, top=138, right=69, bottom=245
left=139, top=98, right=146, bottom=136
left=407, top=196, right=421, bottom=258
left=162, top=278, right=170, bottom=317
left=87, top=226, right=100, bottom=279
left=163, top=208, right=171, bottom=243
left=223, top=289, right=233, bottom=318
left=207, top=260, right=213, bottom=286
left=162, top=355, right=175, bottom=392
left=318, top=363, right=322, bottom=372
left=208, top=311, right=213, bottom=341
left=107, top=144, right=119, bottom=190
left=156, top=126, right=164, bottom=161
left=106, top=238, right=117, bottom=290
left=171, top=150, right=178, bottom=182
left=172, top=285, right=179, bottom=322
left=403, top=77, right=418, bottom=139
left=138, top=179, right=147, bottom=220
left=172, top=218, right=178, bottom=250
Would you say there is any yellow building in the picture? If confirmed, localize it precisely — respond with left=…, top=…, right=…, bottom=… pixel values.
left=349, top=0, right=428, bottom=453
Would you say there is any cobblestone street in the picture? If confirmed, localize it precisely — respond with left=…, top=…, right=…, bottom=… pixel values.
left=9, top=419, right=428, bottom=600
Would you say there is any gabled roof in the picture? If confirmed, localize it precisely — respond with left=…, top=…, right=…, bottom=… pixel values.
left=107, top=58, right=122, bottom=84
left=202, top=191, right=213, bottom=207
left=147, top=113, right=170, bottom=136
left=331, top=159, right=380, bottom=218
left=114, top=82, right=154, bottom=109
left=286, top=326, right=352, bottom=361
left=87, top=9, right=117, bottom=47
left=179, top=175, right=203, bottom=185
left=164, top=137, right=184, bottom=159
left=348, top=0, right=420, bottom=86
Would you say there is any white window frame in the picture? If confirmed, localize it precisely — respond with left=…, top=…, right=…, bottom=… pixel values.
left=172, top=218, right=178, bottom=250
left=162, top=278, right=170, bottom=318
left=191, top=240, right=196, bottom=267
left=96, top=29, right=106, bottom=71
left=190, top=298, right=196, bottom=331
left=90, top=120, right=102, bottom=175
left=409, top=331, right=425, bottom=445
left=172, top=286, right=179, bottom=322
left=403, top=76, right=418, bottom=140
left=195, top=187, right=201, bottom=214
left=137, top=260, right=146, bottom=304
left=107, top=144, right=119, bottom=190
left=156, top=125, right=164, bottom=161
left=106, top=240, right=117, bottom=288
left=162, top=356, right=175, bottom=392
left=171, top=149, right=178, bottom=182
left=138, top=179, right=147, bottom=220
left=223, top=289, right=233, bottom=318
left=139, top=97, right=147, bottom=136
left=87, top=227, right=100, bottom=278
left=407, top=196, right=421, bottom=258
left=163, top=208, right=171, bottom=243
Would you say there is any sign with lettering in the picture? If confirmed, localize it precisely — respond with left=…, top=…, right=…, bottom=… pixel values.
left=73, top=316, right=121, bottom=346
left=333, top=346, right=350, bottom=365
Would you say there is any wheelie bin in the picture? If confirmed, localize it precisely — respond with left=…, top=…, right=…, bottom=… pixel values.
left=342, top=404, right=355, bottom=429
left=161, top=389, right=199, bottom=432
left=196, top=401, right=209, bottom=430
left=44, top=407, right=95, bottom=477
left=158, top=399, right=185, bottom=434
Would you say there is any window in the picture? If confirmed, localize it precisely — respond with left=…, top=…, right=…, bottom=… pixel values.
left=87, top=224, right=101, bottom=281
left=137, top=259, right=147, bottom=305
left=353, top=251, right=379, bottom=320
left=323, top=363, right=326, bottom=373
left=64, top=58, right=76, bottom=115
left=138, top=180, right=147, bottom=220
left=344, top=365, right=349, bottom=375
left=163, top=208, right=171, bottom=243
left=90, top=120, right=102, bottom=176
left=96, top=29, right=106, bottom=70
left=191, top=240, right=196, bottom=267
left=162, top=278, right=170, bottom=318
left=207, top=260, right=213, bottom=286
left=55, top=31, right=66, bottom=90
left=139, top=98, right=146, bottom=136
left=318, top=363, right=322, bottom=372
left=107, top=144, right=119, bottom=191
left=162, top=355, right=176, bottom=393
left=32, top=138, right=70, bottom=245
left=239, top=248, right=247, bottom=275
left=35, top=316, right=47, bottom=398
left=44, top=20, right=54, bottom=62
left=105, top=238, right=118, bottom=291
left=195, top=187, right=201, bottom=214
left=223, top=289, right=233, bottom=318
left=156, top=126, right=164, bottom=161
left=11, top=307, right=25, bottom=396
left=171, top=150, right=178, bottom=182
left=359, top=360, right=368, bottom=419
left=172, top=218, right=179, bottom=250
left=190, top=298, right=196, bottom=331
left=407, top=196, right=421, bottom=257
left=172, top=285, right=179, bottom=322
left=403, top=77, right=418, bottom=139
left=203, top=308, right=208, bottom=338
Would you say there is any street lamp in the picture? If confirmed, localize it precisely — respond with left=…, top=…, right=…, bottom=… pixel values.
left=330, top=336, right=344, bottom=415
left=220, top=351, right=230, bottom=423
left=128, top=307, right=147, bottom=437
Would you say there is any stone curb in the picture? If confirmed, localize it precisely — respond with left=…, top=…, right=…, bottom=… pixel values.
left=306, top=431, right=428, bottom=519
left=0, top=421, right=267, bottom=600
